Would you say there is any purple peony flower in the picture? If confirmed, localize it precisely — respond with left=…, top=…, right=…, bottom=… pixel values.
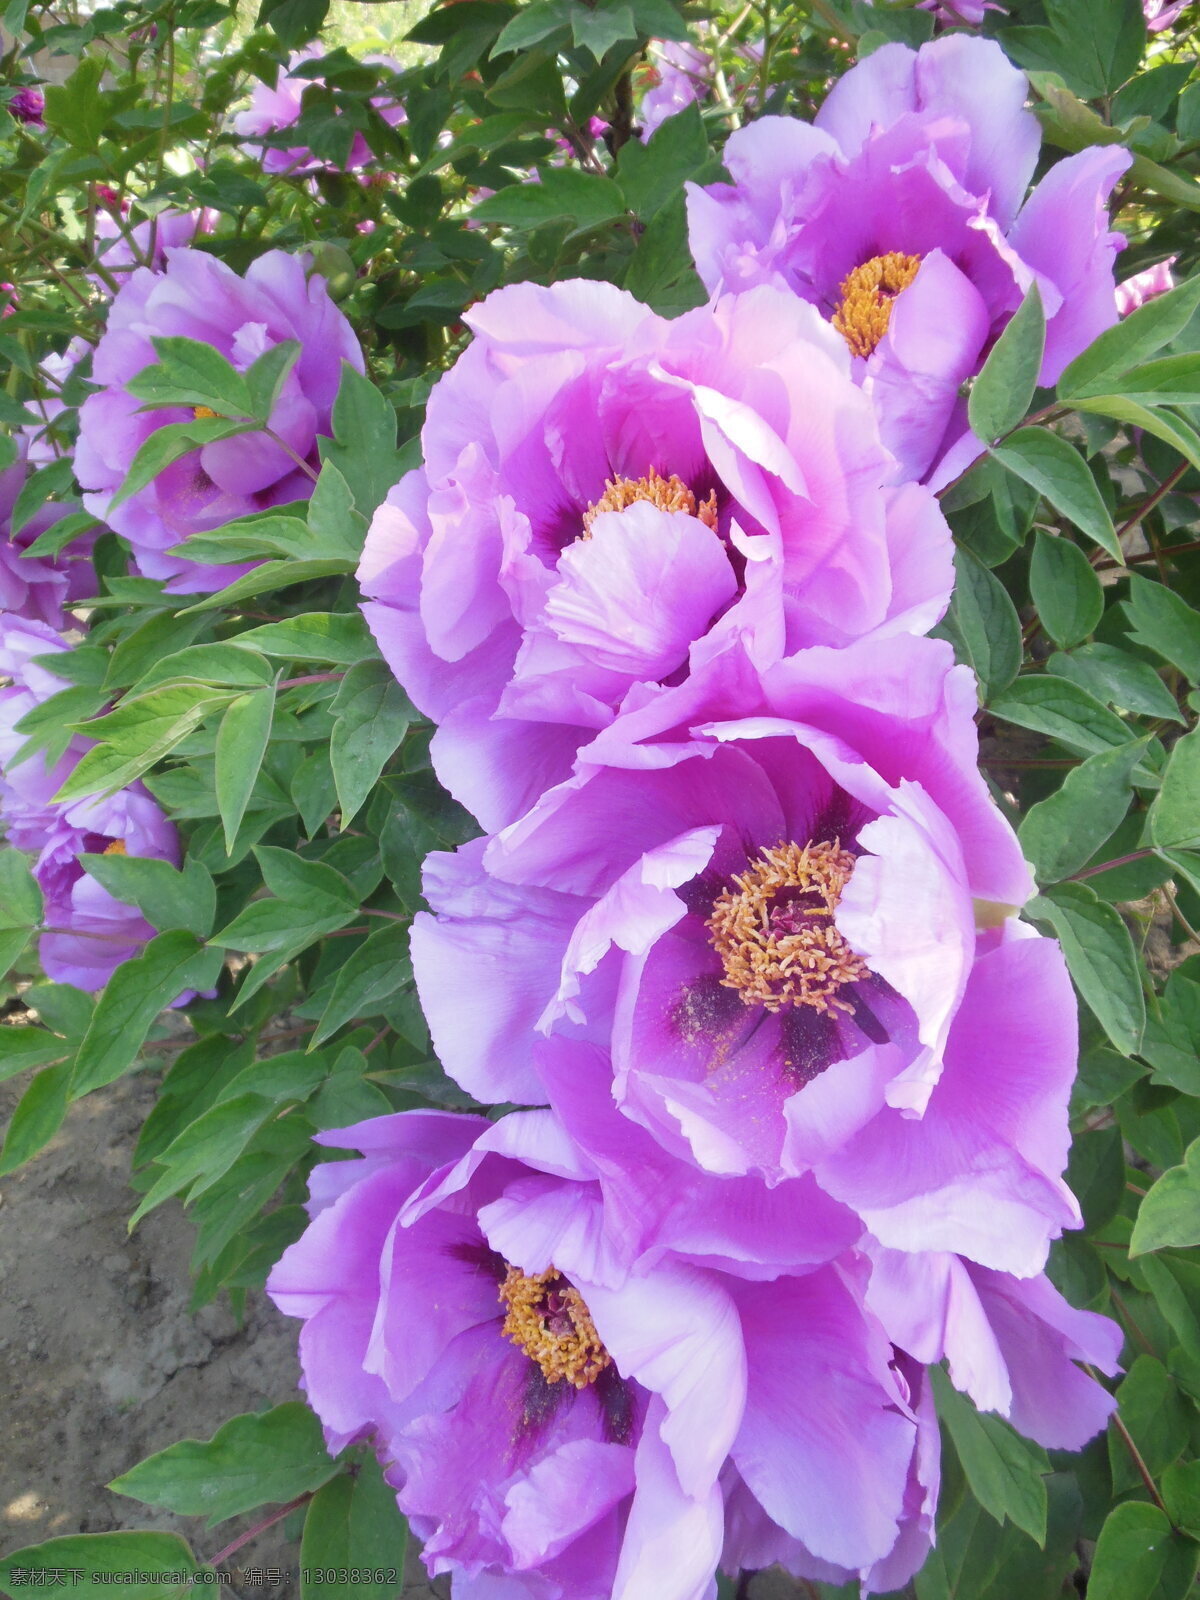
left=0, top=450, right=94, bottom=630
left=411, top=631, right=1083, bottom=1277
left=75, top=248, right=363, bottom=593
left=268, top=1106, right=944, bottom=1597
left=685, top=35, right=1130, bottom=487
left=233, top=49, right=405, bottom=176
left=1116, top=257, right=1176, bottom=316
left=8, top=87, right=44, bottom=127
left=0, top=616, right=183, bottom=989
left=359, top=280, right=953, bottom=831
left=1144, top=0, right=1188, bottom=30
left=640, top=41, right=711, bottom=139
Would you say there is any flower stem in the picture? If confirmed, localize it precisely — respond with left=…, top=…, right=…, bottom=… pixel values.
left=205, top=1491, right=316, bottom=1570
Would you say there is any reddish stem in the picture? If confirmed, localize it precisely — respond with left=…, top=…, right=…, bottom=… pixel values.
left=277, top=672, right=345, bottom=690
left=205, top=1491, right=315, bottom=1570
left=1070, top=847, right=1157, bottom=882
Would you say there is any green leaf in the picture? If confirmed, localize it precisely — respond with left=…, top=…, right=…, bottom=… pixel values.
left=292, top=752, right=338, bottom=839
left=78, top=854, right=216, bottom=939
left=300, top=1455, right=408, bottom=1600
left=990, top=428, right=1120, bottom=561
left=617, top=102, right=713, bottom=223
left=179, top=558, right=353, bottom=615
left=0, top=1532, right=202, bottom=1600
left=943, top=547, right=1022, bottom=700
left=109, top=1402, right=341, bottom=1526
left=232, top=613, right=375, bottom=666
left=1162, top=1459, right=1200, bottom=1539
left=135, top=644, right=275, bottom=694
left=1018, top=740, right=1144, bottom=882
left=10, top=457, right=76, bottom=538
left=473, top=168, right=628, bottom=234
left=1151, top=729, right=1200, bottom=851
left=0, top=1025, right=73, bottom=1079
left=54, top=685, right=238, bottom=802
left=571, top=0, right=635, bottom=60
left=42, top=57, right=109, bottom=150
left=1065, top=1123, right=1126, bottom=1231
left=1130, top=1138, right=1200, bottom=1256
left=245, top=339, right=302, bottom=422
left=72, top=933, right=225, bottom=1098
left=312, top=924, right=411, bottom=1047
left=1046, top=645, right=1183, bottom=723
left=931, top=1367, right=1049, bottom=1545
left=307, top=460, right=369, bottom=564
left=0, top=848, right=43, bottom=929
left=1089, top=1501, right=1198, bottom=1600
left=1029, top=531, right=1103, bottom=649
left=1058, top=273, right=1200, bottom=399
left=1074, top=395, right=1200, bottom=475
left=128, top=336, right=254, bottom=418
left=1126, top=574, right=1200, bottom=685
left=0, top=1061, right=71, bottom=1176
left=968, top=284, right=1045, bottom=444
left=988, top=676, right=1139, bottom=761
left=329, top=662, right=413, bottom=825
left=215, top=687, right=276, bottom=854
left=130, top=1092, right=300, bottom=1228
left=109, top=417, right=258, bottom=512
left=1109, top=1355, right=1191, bottom=1490
left=1027, top=882, right=1145, bottom=1055
left=256, top=845, right=359, bottom=912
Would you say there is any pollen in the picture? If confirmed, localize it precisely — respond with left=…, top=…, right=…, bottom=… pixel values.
left=581, top=468, right=718, bottom=538
left=706, top=838, right=868, bottom=1015
left=102, top=839, right=127, bottom=855
left=193, top=405, right=219, bottom=419
left=831, top=252, right=921, bottom=359
left=499, top=1266, right=611, bottom=1390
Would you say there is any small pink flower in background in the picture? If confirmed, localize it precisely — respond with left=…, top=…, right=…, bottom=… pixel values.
left=0, top=618, right=181, bottom=990
left=1144, top=0, right=1189, bottom=30
left=93, top=207, right=212, bottom=284
left=0, top=446, right=94, bottom=630
left=233, top=48, right=405, bottom=175
left=0, top=282, right=16, bottom=318
left=640, top=40, right=711, bottom=139
left=1116, top=257, right=1176, bottom=315
left=7, top=87, right=44, bottom=127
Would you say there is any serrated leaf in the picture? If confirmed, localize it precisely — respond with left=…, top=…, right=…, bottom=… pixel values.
left=71, top=933, right=225, bottom=1098
left=109, top=1402, right=340, bottom=1526
left=931, top=1367, right=1049, bottom=1545
left=329, top=662, right=413, bottom=825
left=215, top=687, right=275, bottom=853
left=0, top=1532, right=202, bottom=1600
left=1129, top=1138, right=1200, bottom=1256
left=1019, top=740, right=1144, bottom=883
left=990, top=428, right=1120, bottom=561
left=77, top=855, right=216, bottom=939
left=969, top=284, right=1045, bottom=444
left=1027, top=882, right=1145, bottom=1055
left=1029, top=531, right=1103, bottom=649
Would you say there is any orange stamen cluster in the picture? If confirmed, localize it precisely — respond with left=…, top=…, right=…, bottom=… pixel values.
left=102, top=839, right=128, bottom=856
left=831, top=252, right=922, bottom=359
left=499, top=1266, right=611, bottom=1389
left=582, top=469, right=718, bottom=539
left=706, top=839, right=867, bottom=1014
left=193, top=405, right=219, bottom=419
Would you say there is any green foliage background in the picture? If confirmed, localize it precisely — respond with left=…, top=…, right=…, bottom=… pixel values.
left=3, top=0, right=1200, bottom=1595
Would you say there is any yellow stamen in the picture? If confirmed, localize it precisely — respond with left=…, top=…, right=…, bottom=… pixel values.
left=102, top=839, right=127, bottom=856
left=193, top=405, right=219, bottom=419
left=582, top=469, right=718, bottom=539
left=499, top=1266, right=611, bottom=1389
left=706, top=838, right=867, bottom=1014
left=831, top=252, right=922, bottom=359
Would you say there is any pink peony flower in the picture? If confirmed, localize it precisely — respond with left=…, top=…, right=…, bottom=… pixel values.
left=686, top=34, right=1130, bottom=487
left=359, top=280, right=953, bottom=832
left=1116, top=257, right=1176, bottom=316
left=75, top=248, right=363, bottom=593
left=8, top=87, right=44, bottom=127
left=233, top=49, right=405, bottom=176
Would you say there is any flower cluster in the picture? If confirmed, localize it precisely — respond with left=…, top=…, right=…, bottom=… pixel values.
left=263, top=33, right=1131, bottom=1600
